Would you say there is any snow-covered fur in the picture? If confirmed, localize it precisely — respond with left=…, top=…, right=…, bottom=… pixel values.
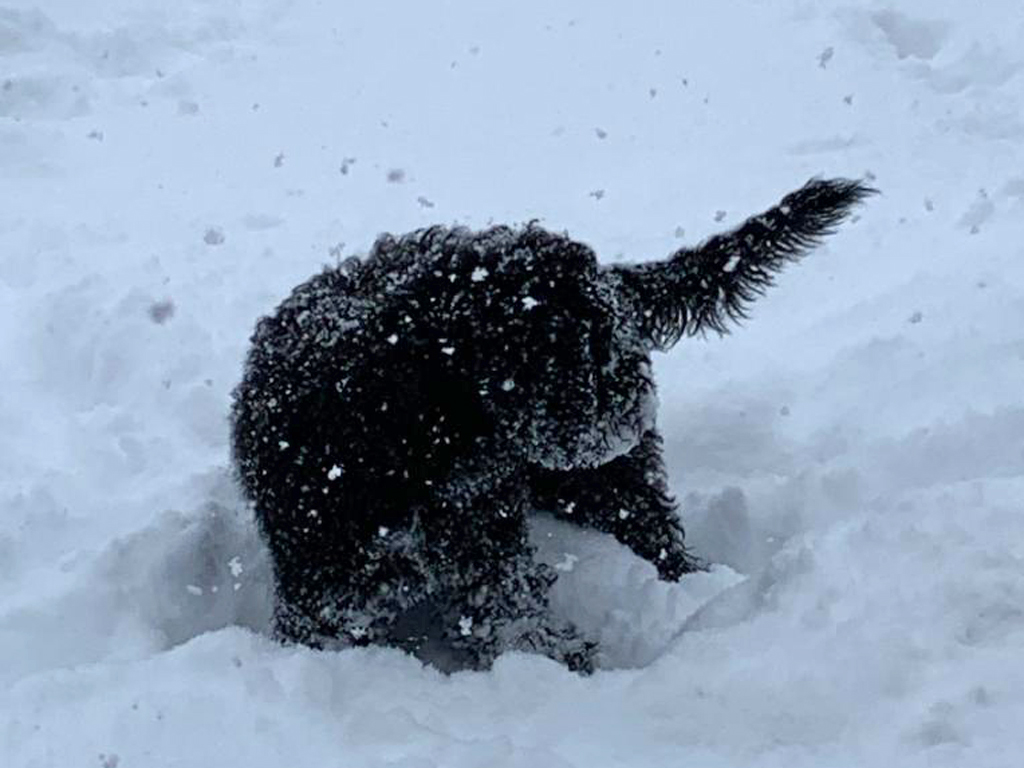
left=231, top=177, right=874, bottom=672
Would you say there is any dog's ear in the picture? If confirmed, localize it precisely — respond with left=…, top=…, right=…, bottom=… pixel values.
left=610, top=178, right=877, bottom=349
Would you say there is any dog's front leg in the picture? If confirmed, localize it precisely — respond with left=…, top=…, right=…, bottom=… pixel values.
left=529, top=429, right=702, bottom=580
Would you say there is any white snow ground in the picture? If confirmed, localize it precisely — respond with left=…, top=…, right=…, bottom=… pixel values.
left=2, top=0, right=1023, bottom=765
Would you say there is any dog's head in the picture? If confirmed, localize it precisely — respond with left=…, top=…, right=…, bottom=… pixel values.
left=445, top=226, right=656, bottom=470
left=358, top=224, right=661, bottom=471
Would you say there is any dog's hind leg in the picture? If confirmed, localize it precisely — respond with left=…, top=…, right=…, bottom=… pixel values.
left=434, top=547, right=598, bottom=673
left=529, top=429, right=702, bottom=580
left=267, top=516, right=440, bottom=651
left=267, top=461, right=597, bottom=671
left=423, top=475, right=597, bottom=673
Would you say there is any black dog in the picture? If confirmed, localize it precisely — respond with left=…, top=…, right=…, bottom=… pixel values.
left=231, top=178, right=873, bottom=672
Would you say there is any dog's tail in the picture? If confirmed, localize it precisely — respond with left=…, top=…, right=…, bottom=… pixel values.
left=611, top=177, right=877, bottom=349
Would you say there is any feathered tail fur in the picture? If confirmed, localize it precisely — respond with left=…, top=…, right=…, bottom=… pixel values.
left=612, top=177, right=878, bottom=349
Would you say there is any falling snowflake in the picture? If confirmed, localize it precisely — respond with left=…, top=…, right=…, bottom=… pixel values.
left=554, top=553, right=579, bottom=572
left=148, top=300, right=175, bottom=324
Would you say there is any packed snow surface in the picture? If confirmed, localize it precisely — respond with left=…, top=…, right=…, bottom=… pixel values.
left=2, top=0, right=1024, bottom=766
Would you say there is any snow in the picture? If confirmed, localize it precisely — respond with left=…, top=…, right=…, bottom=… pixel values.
left=1, top=0, right=1023, bottom=766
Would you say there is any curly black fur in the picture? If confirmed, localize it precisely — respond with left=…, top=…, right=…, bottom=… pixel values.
left=231, top=177, right=873, bottom=672
left=613, top=177, right=878, bottom=347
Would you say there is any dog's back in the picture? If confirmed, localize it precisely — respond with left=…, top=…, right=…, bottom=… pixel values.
left=231, top=225, right=590, bottom=536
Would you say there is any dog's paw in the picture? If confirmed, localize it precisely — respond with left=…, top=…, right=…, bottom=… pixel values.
left=654, top=537, right=704, bottom=582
